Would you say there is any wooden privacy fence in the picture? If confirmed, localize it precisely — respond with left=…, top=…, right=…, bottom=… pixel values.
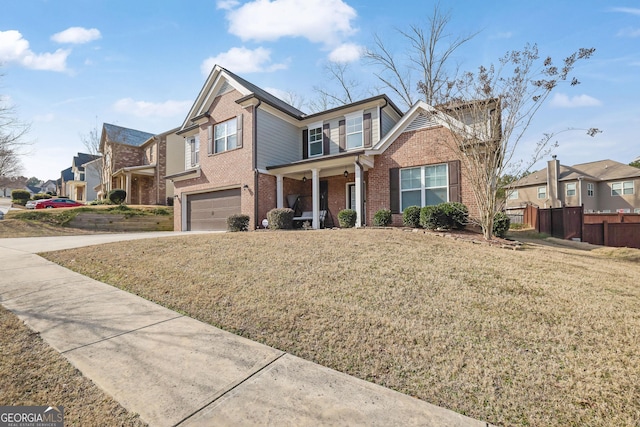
left=522, top=204, right=640, bottom=249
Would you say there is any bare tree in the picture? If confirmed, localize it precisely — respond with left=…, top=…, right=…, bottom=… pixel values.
left=0, top=74, right=31, bottom=178
left=279, top=90, right=306, bottom=111
left=365, top=3, right=478, bottom=109
left=432, top=43, right=598, bottom=239
left=310, top=62, right=363, bottom=112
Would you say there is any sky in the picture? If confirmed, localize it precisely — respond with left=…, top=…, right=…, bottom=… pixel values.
left=1, top=0, right=639, bottom=181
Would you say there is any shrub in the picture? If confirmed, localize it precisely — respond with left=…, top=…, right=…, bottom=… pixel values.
left=227, top=214, right=250, bottom=232
left=108, top=189, right=127, bottom=205
left=166, top=196, right=174, bottom=207
left=32, top=193, right=52, bottom=200
left=402, top=205, right=421, bottom=228
left=88, top=199, right=112, bottom=205
left=420, top=205, right=445, bottom=230
left=11, top=189, right=30, bottom=204
left=267, top=208, right=294, bottom=230
left=439, top=202, right=469, bottom=230
left=493, top=212, right=511, bottom=238
left=338, top=209, right=357, bottom=228
left=373, top=208, right=392, bottom=227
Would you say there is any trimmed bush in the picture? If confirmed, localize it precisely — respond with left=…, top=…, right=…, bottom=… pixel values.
left=32, top=193, right=52, bottom=200
left=439, top=202, right=469, bottom=230
left=402, top=205, right=421, bottom=228
left=338, top=209, right=357, bottom=228
left=227, top=214, right=250, bottom=232
left=108, top=189, right=127, bottom=205
left=420, top=205, right=445, bottom=230
left=11, top=189, right=30, bottom=205
left=493, top=212, right=511, bottom=238
left=373, top=208, right=392, bottom=227
left=267, top=208, right=294, bottom=230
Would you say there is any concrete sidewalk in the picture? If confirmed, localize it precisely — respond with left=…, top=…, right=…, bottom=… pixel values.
left=0, top=233, right=489, bottom=426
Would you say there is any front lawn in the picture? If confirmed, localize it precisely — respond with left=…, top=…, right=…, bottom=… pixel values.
left=42, top=229, right=640, bottom=426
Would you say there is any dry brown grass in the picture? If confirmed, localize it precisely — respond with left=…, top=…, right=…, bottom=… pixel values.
left=42, top=229, right=640, bottom=426
left=0, top=305, right=146, bottom=426
left=0, top=219, right=96, bottom=237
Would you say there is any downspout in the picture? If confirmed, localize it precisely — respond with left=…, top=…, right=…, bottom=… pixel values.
left=355, top=156, right=364, bottom=226
left=253, top=99, right=262, bottom=229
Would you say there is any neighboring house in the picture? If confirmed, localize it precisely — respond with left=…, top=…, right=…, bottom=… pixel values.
left=167, top=65, right=480, bottom=231
left=58, top=167, right=73, bottom=197
left=40, top=180, right=58, bottom=194
left=505, top=156, right=640, bottom=213
left=26, top=185, right=41, bottom=195
left=66, top=153, right=101, bottom=202
left=99, top=124, right=171, bottom=205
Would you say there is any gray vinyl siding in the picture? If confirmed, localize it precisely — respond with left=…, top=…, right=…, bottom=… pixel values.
left=381, top=109, right=396, bottom=137
left=328, top=118, right=341, bottom=155
left=256, top=108, right=301, bottom=169
left=365, top=107, right=379, bottom=145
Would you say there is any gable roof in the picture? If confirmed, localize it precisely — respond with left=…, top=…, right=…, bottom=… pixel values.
left=60, top=167, right=73, bottom=182
left=514, top=159, right=640, bottom=187
left=103, top=123, right=154, bottom=147
left=72, top=152, right=101, bottom=169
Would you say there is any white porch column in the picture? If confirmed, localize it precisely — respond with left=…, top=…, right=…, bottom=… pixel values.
left=125, top=173, right=132, bottom=204
left=276, top=174, right=284, bottom=208
left=355, top=162, right=363, bottom=227
left=311, top=168, right=320, bottom=229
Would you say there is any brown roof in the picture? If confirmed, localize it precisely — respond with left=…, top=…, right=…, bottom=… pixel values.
left=514, top=159, right=640, bottom=187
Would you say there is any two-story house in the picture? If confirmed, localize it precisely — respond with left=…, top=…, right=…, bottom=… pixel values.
left=65, top=152, right=101, bottom=202
left=167, top=66, right=480, bottom=231
left=99, top=124, right=173, bottom=205
left=505, top=156, right=640, bottom=213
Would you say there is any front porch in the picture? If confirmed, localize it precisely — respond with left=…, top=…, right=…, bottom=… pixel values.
left=266, top=152, right=373, bottom=229
left=113, top=164, right=157, bottom=205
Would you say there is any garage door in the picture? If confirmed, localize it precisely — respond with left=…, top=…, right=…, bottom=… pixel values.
left=187, top=189, right=241, bottom=231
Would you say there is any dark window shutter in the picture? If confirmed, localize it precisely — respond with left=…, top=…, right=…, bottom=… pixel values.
left=448, top=160, right=461, bottom=203
left=338, top=119, right=346, bottom=152
left=190, top=139, right=196, bottom=166
left=363, top=112, right=372, bottom=148
left=323, top=123, right=330, bottom=156
left=207, top=125, right=213, bottom=155
left=302, top=129, right=309, bottom=159
left=389, top=167, right=400, bottom=214
left=236, top=114, right=243, bottom=148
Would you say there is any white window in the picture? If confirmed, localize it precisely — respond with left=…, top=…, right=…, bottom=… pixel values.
left=537, top=186, right=546, bottom=199
left=345, top=112, right=363, bottom=149
left=611, top=181, right=634, bottom=196
left=635, top=208, right=640, bottom=214
left=587, top=183, right=594, bottom=197
left=400, top=164, right=448, bottom=211
left=566, top=182, right=576, bottom=197
left=308, top=122, right=323, bottom=157
left=214, top=117, right=237, bottom=154
left=188, top=135, right=200, bottom=167
left=507, top=189, right=519, bottom=200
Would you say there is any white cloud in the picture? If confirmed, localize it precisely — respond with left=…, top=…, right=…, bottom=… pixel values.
left=225, top=0, right=357, bottom=45
left=201, top=46, right=288, bottom=75
left=328, top=43, right=363, bottom=63
left=113, top=98, right=191, bottom=118
left=51, top=27, right=101, bottom=44
left=0, top=30, right=69, bottom=72
left=617, top=27, right=640, bottom=38
left=550, top=93, right=602, bottom=108
left=216, top=0, right=239, bottom=10
left=611, top=7, right=640, bottom=16
left=263, top=86, right=288, bottom=100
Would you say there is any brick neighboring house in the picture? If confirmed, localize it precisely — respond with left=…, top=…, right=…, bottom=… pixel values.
left=505, top=156, right=640, bottom=213
left=167, top=65, right=481, bottom=231
left=99, top=123, right=172, bottom=205
left=66, top=152, right=101, bottom=202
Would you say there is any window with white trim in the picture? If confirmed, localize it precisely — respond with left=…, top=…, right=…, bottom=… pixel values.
left=345, top=114, right=363, bottom=149
left=400, top=164, right=448, bottom=211
left=188, top=135, right=200, bottom=167
left=507, top=189, right=519, bottom=199
left=566, top=182, right=576, bottom=196
left=214, top=117, right=237, bottom=153
left=308, top=123, right=323, bottom=157
left=611, top=181, right=634, bottom=196
left=587, top=183, right=594, bottom=197
left=537, top=186, right=546, bottom=199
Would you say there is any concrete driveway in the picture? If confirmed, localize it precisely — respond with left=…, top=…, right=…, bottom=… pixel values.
left=0, top=232, right=490, bottom=426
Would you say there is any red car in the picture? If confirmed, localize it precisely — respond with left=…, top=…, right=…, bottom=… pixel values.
left=34, top=198, right=84, bottom=209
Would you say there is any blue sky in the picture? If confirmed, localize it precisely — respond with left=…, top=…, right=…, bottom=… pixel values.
left=1, top=0, right=639, bottom=180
